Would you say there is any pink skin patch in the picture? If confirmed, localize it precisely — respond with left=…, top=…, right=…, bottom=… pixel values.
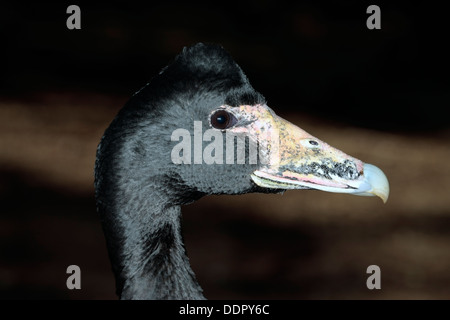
left=280, top=171, right=349, bottom=188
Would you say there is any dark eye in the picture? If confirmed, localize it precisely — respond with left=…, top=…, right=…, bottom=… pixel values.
left=210, top=110, right=237, bottom=129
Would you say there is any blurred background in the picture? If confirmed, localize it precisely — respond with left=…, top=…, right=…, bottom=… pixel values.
left=1, top=1, right=449, bottom=299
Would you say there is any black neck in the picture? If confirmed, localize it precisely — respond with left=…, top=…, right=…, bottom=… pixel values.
left=101, top=188, right=205, bottom=300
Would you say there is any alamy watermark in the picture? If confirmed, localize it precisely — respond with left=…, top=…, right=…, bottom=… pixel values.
left=66, top=5, right=380, bottom=31
left=366, top=265, right=381, bottom=289
left=66, top=265, right=81, bottom=290
left=66, top=5, right=81, bottom=30
left=170, top=121, right=278, bottom=165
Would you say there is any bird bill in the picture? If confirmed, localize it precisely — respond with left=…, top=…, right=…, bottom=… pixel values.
left=233, top=104, right=390, bottom=203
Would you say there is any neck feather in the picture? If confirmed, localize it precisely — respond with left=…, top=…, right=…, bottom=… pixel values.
left=100, top=188, right=205, bottom=300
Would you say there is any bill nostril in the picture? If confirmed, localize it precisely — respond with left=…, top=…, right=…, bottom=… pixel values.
left=300, top=139, right=320, bottom=149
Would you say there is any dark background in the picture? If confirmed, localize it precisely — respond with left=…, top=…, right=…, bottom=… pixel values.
left=1, top=1, right=449, bottom=299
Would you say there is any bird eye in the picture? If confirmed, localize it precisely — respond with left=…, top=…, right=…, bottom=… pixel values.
left=210, top=110, right=237, bottom=130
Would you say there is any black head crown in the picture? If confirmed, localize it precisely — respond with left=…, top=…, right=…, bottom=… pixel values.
left=137, top=43, right=266, bottom=108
